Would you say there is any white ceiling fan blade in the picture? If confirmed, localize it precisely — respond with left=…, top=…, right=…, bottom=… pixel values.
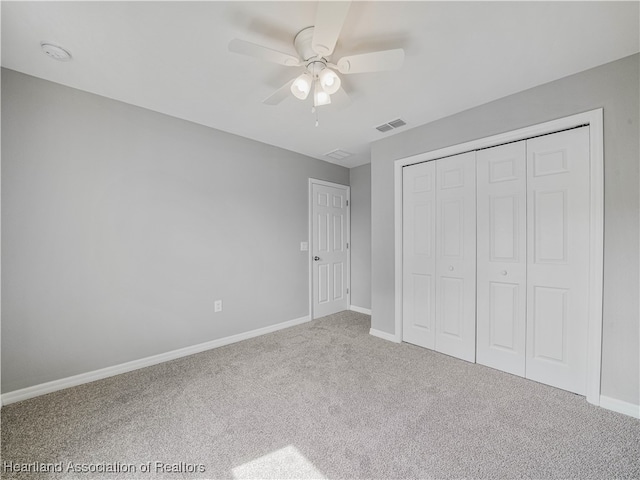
left=336, top=49, right=405, bottom=74
left=263, top=79, right=295, bottom=105
left=312, top=1, right=351, bottom=57
left=229, top=39, right=301, bottom=67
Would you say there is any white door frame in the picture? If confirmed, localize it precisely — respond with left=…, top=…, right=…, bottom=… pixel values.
left=308, top=178, right=351, bottom=319
left=393, top=109, right=604, bottom=405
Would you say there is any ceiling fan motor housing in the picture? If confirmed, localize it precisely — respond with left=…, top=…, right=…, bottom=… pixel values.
left=294, top=27, right=324, bottom=64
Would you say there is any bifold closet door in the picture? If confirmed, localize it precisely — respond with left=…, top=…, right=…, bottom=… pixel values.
left=525, top=126, right=590, bottom=395
left=402, top=152, right=476, bottom=363
left=405, top=126, right=591, bottom=393
left=434, top=152, right=476, bottom=362
left=476, top=141, right=527, bottom=376
left=402, top=160, right=436, bottom=349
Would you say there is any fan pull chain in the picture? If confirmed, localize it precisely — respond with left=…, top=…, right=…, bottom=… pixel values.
left=310, top=62, right=320, bottom=126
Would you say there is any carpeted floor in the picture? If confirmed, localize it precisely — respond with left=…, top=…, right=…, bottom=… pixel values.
left=2, top=311, right=639, bottom=479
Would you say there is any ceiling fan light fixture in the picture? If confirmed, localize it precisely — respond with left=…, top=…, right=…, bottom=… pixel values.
left=318, top=67, right=341, bottom=95
left=313, top=82, right=331, bottom=107
left=229, top=2, right=406, bottom=113
left=291, top=72, right=312, bottom=100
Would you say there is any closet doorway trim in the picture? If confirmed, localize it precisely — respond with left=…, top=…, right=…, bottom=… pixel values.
left=393, top=109, right=604, bottom=406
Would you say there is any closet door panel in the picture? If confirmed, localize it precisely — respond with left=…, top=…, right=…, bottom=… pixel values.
left=402, top=161, right=436, bottom=348
left=476, top=142, right=527, bottom=376
left=526, top=127, right=590, bottom=395
left=435, top=151, right=476, bottom=362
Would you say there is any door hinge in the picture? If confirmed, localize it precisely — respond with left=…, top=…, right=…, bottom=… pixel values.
left=347, top=242, right=349, bottom=249
left=347, top=288, right=349, bottom=294
left=346, top=200, right=349, bottom=206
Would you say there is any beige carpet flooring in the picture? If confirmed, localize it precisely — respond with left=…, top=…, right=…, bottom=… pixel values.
left=2, top=311, right=639, bottom=479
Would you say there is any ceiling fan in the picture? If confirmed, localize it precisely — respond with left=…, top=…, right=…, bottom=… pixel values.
left=228, top=1, right=404, bottom=110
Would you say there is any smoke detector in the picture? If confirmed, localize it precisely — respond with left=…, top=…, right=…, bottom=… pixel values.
left=40, top=42, right=72, bottom=61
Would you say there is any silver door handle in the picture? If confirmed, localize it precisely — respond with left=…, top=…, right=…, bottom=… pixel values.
left=501, top=270, right=508, bottom=276
left=449, top=265, right=454, bottom=271
left=314, top=256, right=320, bottom=261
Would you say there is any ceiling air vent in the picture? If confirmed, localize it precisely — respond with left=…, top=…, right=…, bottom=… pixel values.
left=376, top=118, right=407, bottom=133
left=325, top=149, right=353, bottom=161
left=388, top=118, right=406, bottom=128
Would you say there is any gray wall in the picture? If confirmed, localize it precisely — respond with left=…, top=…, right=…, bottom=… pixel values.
left=349, top=163, right=371, bottom=310
left=1, top=68, right=349, bottom=393
left=371, top=54, right=639, bottom=406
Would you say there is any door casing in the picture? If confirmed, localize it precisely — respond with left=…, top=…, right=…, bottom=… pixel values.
left=392, top=109, right=604, bottom=406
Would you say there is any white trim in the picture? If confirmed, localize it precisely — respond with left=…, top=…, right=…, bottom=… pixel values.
left=308, top=178, right=351, bottom=320
left=394, top=109, right=604, bottom=405
left=599, top=396, right=640, bottom=419
left=394, top=158, right=404, bottom=346
left=1, top=315, right=311, bottom=406
left=370, top=328, right=401, bottom=343
left=585, top=111, right=604, bottom=405
left=309, top=178, right=350, bottom=189
left=350, top=305, right=372, bottom=315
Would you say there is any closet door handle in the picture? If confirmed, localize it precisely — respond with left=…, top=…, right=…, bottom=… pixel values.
left=501, top=270, right=508, bottom=276
left=448, top=266, right=454, bottom=271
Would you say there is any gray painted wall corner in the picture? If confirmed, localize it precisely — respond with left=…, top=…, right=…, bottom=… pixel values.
left=349, top=164, right=371, bottom=310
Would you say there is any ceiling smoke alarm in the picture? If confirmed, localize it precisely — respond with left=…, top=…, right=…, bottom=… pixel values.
left=40, top=42, right=72, bottom=61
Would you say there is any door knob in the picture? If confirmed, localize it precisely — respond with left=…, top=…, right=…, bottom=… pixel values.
left=501, top=270, right=508, bottom=276
left=314, top=256, right=320, bottom=261
left=449, top=266, right=454, bottom=271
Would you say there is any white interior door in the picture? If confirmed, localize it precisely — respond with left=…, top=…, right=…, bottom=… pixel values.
left=311, top=182, right=349, bottom=319
left=525, top=127, right=590, bottom=395
left=434, top=152, right=477, bottom=362
left=476, top=141, right=527, bottom=376
left=402, top=161, right=436, bottom=348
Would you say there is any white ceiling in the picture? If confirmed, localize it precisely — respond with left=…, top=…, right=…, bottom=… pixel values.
left=2, top=1, right=639, bottom=168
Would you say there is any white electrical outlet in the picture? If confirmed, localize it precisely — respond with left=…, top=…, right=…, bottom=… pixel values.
left=300, top=241, right=308, bottom=251
left=214, top=300, right=223, bottom=313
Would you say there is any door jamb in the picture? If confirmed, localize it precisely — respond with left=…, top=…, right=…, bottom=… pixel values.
left=308, top=178, right=351, bottom=320
left=393, top=109, right=604, bottom=405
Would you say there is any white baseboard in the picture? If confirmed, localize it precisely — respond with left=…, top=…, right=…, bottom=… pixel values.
left=599, top=395, right=640, bottom=419
left=369, top=328, right=401, bottom=343
left=1, top=315, right=311, bottom=406
left=349, top=305, right=372, bottom=315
